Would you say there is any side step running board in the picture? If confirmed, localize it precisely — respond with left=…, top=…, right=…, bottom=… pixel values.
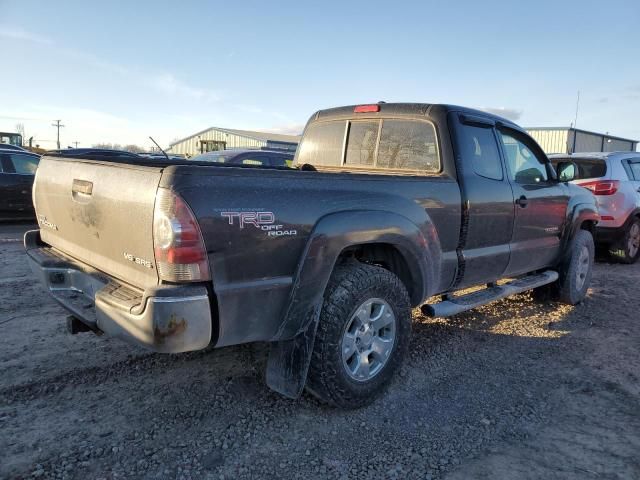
left=421, top=270, right=559, bottom=318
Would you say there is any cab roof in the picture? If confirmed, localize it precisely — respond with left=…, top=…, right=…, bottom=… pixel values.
left=312, top=102, right=521, bottom=129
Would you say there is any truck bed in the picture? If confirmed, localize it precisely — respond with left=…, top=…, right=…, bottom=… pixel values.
left=32, top=155, right=462, bottom=347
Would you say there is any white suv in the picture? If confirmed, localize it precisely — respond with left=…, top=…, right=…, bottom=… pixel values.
left=551, top=152, right=640, bottom=263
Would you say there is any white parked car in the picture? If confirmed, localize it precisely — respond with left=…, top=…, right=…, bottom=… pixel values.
left=552, top=152, right=640, bottom=263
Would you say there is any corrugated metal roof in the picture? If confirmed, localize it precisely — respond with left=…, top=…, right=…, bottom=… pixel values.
left=169, top=127, right=300, bottom=147
left=525, top=127, right=638, bottom=143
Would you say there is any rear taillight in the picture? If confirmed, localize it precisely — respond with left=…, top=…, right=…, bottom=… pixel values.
left=580, top=180, right=619, bottom=195
left=153, top=188, right=210, bottom=282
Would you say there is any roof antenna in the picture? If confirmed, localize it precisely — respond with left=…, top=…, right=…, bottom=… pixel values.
left=149, top=136, right=169, bottom=161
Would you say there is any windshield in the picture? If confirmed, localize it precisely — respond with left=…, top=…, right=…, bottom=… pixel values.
left=190, top=152, right=230, bottom=163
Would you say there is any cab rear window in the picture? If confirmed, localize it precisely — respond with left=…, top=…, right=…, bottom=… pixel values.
left=295, top=119, right=439, bottom=173
left=551, top=157, right=607, bottom=179
left=295, top=121, right=345, bottom=167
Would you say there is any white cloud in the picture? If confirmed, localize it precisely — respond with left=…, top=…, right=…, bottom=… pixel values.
left=236, top=104, right=264, bottom=114
left=480, top=107, right=523, bottom=121
left=262, top=123, right=305, bottom=136
left=1, top=26, right=221, bottom=105
left=149, top=73, right=220, bottom=102
left=0, top=104, right=208, bottom=150
left=0, top=26, right=52, bottom=45
left=59, top=48, right=130, bottom=76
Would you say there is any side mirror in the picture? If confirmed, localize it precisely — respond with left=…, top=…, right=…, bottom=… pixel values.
left=556, top=161, right=577, bottom=182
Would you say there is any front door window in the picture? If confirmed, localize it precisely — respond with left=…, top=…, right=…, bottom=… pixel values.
left=500, top=132, right=549, bottom=184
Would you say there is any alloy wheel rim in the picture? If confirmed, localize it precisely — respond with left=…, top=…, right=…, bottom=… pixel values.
left=341, top=298, right=396, bottom=382
left=628, top=224, right=640, bottom=258
left=575, top=245, right=590, bottom=291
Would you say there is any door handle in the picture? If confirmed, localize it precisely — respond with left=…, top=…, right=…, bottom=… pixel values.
left=72, top=179, right=93, bottom=195
left=516, top=195, right=529, bottom=208
left=71, top=179, right=93, bottom=204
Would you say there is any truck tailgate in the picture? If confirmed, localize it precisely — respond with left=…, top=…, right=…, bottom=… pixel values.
left=33, top=156, right=162, bottom=289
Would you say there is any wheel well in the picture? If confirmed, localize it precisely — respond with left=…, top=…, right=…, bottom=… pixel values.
left=337, top=243, right=418, bottom=305
left=580, top=220, right=596, bottom=234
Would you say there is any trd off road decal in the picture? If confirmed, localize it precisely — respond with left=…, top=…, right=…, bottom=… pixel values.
left=221, top=211, right=297, bottom=237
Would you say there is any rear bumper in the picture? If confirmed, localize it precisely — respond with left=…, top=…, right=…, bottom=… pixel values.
left=24, top=230, right=212, bottom=353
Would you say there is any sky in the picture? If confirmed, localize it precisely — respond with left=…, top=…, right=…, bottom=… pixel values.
left=0, top=0, right=639, bottom=150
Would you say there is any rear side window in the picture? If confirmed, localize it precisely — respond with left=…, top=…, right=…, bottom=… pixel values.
left=458, top=125, right=503, bottom=180
left=377, top=120, right=439, bottom=171
left=270, top=155, right=293, bottom=167
left=551, top=158, right=607, bottom=179
left=191, top=152, right=228, bottom=163
left=296, top=118, right=440, bottom=173
left=10, top=154, right=39, bottom=174
left=238, top=154, right=269, bottom=166
left=296, top=121, right=346, bottom=166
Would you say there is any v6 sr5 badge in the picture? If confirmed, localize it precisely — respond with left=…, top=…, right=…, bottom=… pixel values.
left=221, top=211, right=297, bottom=237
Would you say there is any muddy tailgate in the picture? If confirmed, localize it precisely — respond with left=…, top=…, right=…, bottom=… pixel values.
left=33, top=156, right=162, bottom=289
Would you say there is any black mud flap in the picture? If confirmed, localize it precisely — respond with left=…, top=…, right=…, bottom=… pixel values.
left=266, top=308, right=320, bottom=399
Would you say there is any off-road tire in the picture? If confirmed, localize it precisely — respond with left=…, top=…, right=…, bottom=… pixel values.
left=305, top=263, right=411, bottom=409
left=533, top=230, right=595, bottom=304
left=556, top=230, right=595, bottom=305
left=609, top=218, right=640, bottom=264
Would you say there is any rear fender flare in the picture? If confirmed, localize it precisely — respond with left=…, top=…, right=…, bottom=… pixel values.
left=274, top=209, right=440, bottom=342
left=562, top=202, right=599, bottom=256
left=623, top=208, right=640, bottom=226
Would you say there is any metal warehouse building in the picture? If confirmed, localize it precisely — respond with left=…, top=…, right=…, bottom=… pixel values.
left=526, top=127, right=638, bottom=155
left=167, top=127, right=300, bottom=157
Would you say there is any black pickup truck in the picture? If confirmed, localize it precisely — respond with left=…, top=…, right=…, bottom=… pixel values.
left=25, top=103, right=598, bottom=408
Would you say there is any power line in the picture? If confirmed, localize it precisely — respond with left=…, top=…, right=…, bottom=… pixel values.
left=52, top=119, right=65, bottom=149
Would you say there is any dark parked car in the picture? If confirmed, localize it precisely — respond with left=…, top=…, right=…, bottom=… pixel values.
left=0, top=144, right=30, bottom=152
left=47, top=148, right=147, bottom=162
left=25, top=103, right=598, bottom=408
left=0, top=148, right=40, bottom=220
left=140, top=152, right=186, bottom=161
left=190, top=148, right=294, bottom=167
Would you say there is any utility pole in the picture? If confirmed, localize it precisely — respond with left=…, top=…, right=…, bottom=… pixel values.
left=52, top=120, right=64, bottom=149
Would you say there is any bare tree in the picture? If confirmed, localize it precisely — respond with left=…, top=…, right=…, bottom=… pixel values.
left=15, top=123, right=25, bottom=145
left=92, top=143, right=122, bottom=150
left=92, top=143, right=146, bottom=153
left=123, top=144, right=145, bottom=153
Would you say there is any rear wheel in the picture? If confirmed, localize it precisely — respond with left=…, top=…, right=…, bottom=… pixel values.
left=306, top=263, right=411, bottom=408
left=609, top=218, right=640, bottom=264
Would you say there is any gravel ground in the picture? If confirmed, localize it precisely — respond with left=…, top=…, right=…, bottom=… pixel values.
left=1, top=223, right=639, bottom=480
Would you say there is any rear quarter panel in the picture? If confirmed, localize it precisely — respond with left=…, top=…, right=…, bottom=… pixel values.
left=162, top=166, right=461, bottom=346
